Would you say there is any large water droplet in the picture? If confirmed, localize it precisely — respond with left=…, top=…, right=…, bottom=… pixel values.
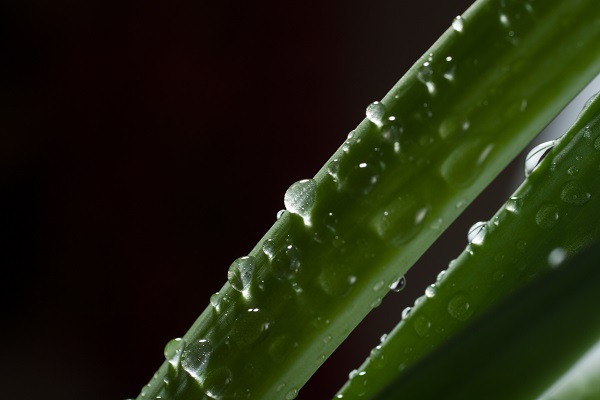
left=561, top=181, right=591, bottom=205
left=389, top=276, right=406, bottom=292
left=366, top=101, right=386, bottom=127
left=227, top=256, right=256, bottom=292
left=203, top=367, right=232, bottom=399
left=229, top=308, right=270, bottom=348
left=284, top=179, right=317, bottom=226
left=448, top=293, right=473, bottom=321
left=536, top=203, right=560, bottom=229
left=181, top=339, right=213, bottom=380
left=349, top=371, right=368, bottom=396
left=164, top=338, right=186, bottom=368
left=525, top=141, right=555, bottom=177
left=467, top=221, right=487, bottom=245
left=452, top=16, right=464, bottom=32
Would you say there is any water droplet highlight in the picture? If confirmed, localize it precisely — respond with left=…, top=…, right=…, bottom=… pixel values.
left=164, top=338, right=186, bottom=367
left=227, top=256, right=256, bottom=292
left=525, top=141, right=555, bottom=177
left=548, top=247, right=567, bottom=268
left=452, top=16, right=464, bottom=32
left=366, top=101, right=386, bottom=127
left=389, top=276, right=406, bottom=292
left=448, top=293, right=473, bottom=321
left=560, top=181, right=591, bottom=205
left=467, top=221, right=487, bottom=245
left=536, top=203, right=560, bottom=229
left=181, top=339, right=213, bottom=380
left=284, top=179, right=317, bottom=226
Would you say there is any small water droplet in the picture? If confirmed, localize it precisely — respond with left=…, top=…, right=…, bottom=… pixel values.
left=401, top=307, right=412, bottom=320
left=584, top=126, right=592, bottom=139
left=499, top=13, right=509, bottom=26
left=366, top=101, right=386, bottom=127
left=595, top=137, right=600, bottom=151
left=374, top=198, right=429, bottom=246
left=417, top=59, right=436, bottom=95
left=430, top=217, right=443, bottom=231
left=323, top=335, right=332, bottom=344
left=229, top=309, right=270, bottom=348
left=276, top=209, right=286, bottom=219
left=448, top=293, right=473, bottom=321
left=373, top=280, right=385, bottom=291
left=505, top=196, right=522, bottom=213
left=284, top=179, right=317, bottom=226
left=227, top=256, right=256, bottom=292
left=436, top=270, right=446, bottom=282
left=414, top=316, right=431, bottom=337
left=548, top=247, right=567, bottom=268
left=276, top=383, right=286, bottom=393
left=536, top=203, right=560, bottom=229
left=452, top=16, right=464, bottom=32
left=328, top=159, right=340, bottom=181
left=262, top=238, right=276, bottom=259
left=181, top=339, right=213, bottom=380
left=164, top=338, right=186, bottom=368
left=348, top=369, right=358, bottom=380
left=561, top=181, right=591, bottom=205
left=286, top=388, right=299, bottom=399
left=203, top=367, right=233, bottom=399
left=369, top=345, right=385, bottom=369
left=380, top=333, right=388, bottom=343
left=370, top=297, right=382, bottom=309
left=318, top=264, right=355, bottom=297
left=270, top=243, right=302, bottom=281
left=389, top=276, right=406, bottom=292
left=425, top=284, right=437, bottom=298
left=467, top=221, right=487, bottom=245
left=525, top=141, right=555, bottom=177
left=567, top=166, right=580, bottom=176
left=349, top=371, right=368, bottom=396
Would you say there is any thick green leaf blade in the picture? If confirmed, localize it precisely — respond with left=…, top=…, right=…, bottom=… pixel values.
left=136, top=1, right=600, bottom=398
left=373, top=242, right=600, bottom=400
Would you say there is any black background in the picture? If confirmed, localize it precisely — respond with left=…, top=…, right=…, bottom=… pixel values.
left=0, top=0, right=524, bottom=398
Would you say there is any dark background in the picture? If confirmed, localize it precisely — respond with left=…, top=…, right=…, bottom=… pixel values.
left=1, top=0, right=525, bottom=398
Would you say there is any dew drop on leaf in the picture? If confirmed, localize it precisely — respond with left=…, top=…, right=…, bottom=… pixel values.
left=181, top=339, right=213, bottom=380
left=535, top=203, right=560, bottom=229
left=452, top=16, right=464, bottom=32
left=524, top=140, right=555, bottom=177
left=448, top=293, right=473, bottom=321
left=366, top=101, right=386, bottom=127
left=284, top=179, right=317, bottom=226
left=467, top=221, right=487, bottom=245
left=164, top=338, right=186, bottom=368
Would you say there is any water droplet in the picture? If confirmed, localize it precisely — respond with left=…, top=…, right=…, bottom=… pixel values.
left=262, top=238, right=276, bottom=259
left=560, top=181, right=591, bottom=205
left=323, top=335, right=332, bottom=344
left=389, top=276, right=406, bottom=292
left=373, top=280, right=385, bottom=291
left=181, top=339, right=213, bottom=380
left=548, top=247, right=567, bottom=268
left=366, top=101, right=386, bottom=127
left=525, top=141, right=555, bottom=177
left=227, top=256, right=256, bottom=292
left=373, top=197, right=429, bottom=247
left=417, top=58, right=436, bottom=95
left=567, top=165, right=580, bottom=176
left=536, top=203, right=560, bottom=229
left=341, top=161, right=380, bottom=196
left=448, top=293, right=473, bottom=321
left=164, top=338, right=186, bottom=368
left=505, top=196, right=522, bottom=213
left=203, top=367, right=232, bottom=399
left=517, top=240, right=527, bottom=251
left=276, top=209, right=286, bottom=219
left=370, top=298, right=382, bottom=309
left=270, top=243, right=301, bottom=281
left=349, top=371, right=368, bottom=396
left=229, top=309, right=270, bottom=348
left=467, top=221, right=487, bottom=245
left=436, top=270, right=446, bottom=282
left=276, top=383, right=286, bottom=393
left=369, top=345, right=385, bottom=369
left=380, top=333, right=388, bottom=343
left=348, top=369, right=358, bottom=380
left=381, top=124, right=401, bottom=151
left=209, top=292, right=232, bottom=313
left=452, top=16, right=464, bottom=32
left=425, top=284, right=437, bottom=298
left=594, top=136, right=600, bottom=151
left=414, top=316, right=431, bottom=337
left=328, top=159, right=340, bottom=181
left=286, top=388, right=299, bottom=399
left=499, top=13, right=509, bottom=26
left=401, top=307, right=412, bottom=320
left=318, top=264, right=355, bottom=297
left=284, top=179, right=317, bottom=226
left=584, top=126, right=592, bottom=139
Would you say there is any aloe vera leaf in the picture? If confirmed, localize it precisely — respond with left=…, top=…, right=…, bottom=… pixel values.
left=136, top=1, right=600, bottom=399
left=336, top=92, right=600, bottom=399
left=372, top=241, right=600, bottom=400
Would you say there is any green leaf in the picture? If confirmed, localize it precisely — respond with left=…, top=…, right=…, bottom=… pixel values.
left=136, top=0, right=600, bottom=398
left=373, top=241, right=600, bottom=400
left=336, top=90, right=600, bottom=399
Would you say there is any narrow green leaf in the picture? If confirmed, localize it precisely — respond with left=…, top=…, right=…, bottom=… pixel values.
left=136, top=1, right=600, bottom=398
left=336, top=90, right=600, bottom=399
left=373, top=242, right=600, bottom=400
